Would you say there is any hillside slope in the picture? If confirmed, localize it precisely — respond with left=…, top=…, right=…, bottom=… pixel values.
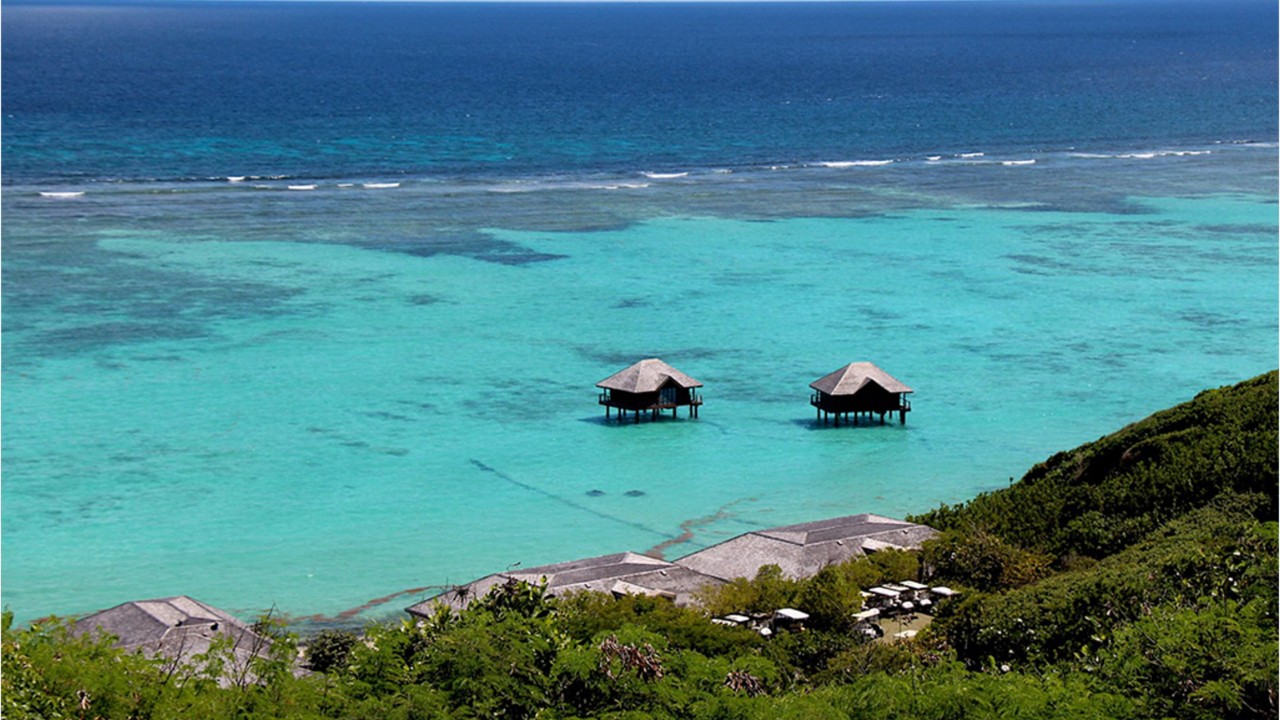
left=913, top=371, right=1277, bottom=560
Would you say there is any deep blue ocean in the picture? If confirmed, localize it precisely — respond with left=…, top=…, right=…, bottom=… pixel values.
left=5, top=0, right=1276, bottom=184
left=3, top=0, right=1276, bottom=626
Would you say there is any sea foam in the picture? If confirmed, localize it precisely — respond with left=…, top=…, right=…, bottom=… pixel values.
left=817, top=160, right=894, bottom=168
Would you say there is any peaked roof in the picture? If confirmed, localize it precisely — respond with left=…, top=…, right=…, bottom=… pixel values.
left=72, top=596, right=279, bottom=685
left=809, top=362, right=912, bottom=396
left=407, top=551, right=723, bottom=618
left=596, top=358, right=703, bottom=392
left=74, top=596, right=254, bottom=650
left=674, top=513, right=937, bottom=582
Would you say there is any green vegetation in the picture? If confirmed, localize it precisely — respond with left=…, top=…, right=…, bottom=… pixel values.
left=913, top=371, right=1277, bottom=560
left=4, top=372, right=1275, bottom=719
left=305, top=629, right=359, bottom=674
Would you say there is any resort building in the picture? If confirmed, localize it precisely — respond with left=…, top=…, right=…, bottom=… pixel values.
left=597, top=358, right=704, bottom=422
left=72, top=596, right=280, bottom=685
left=810, top=362, right=913, bottom=425
left=405, top=513, right=938, bottom=621
left=406, top=551, right=724, bottom=618
left=673, top=513, right=937, bottom=582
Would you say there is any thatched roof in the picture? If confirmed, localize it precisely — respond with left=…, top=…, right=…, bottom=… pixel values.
left=809, top=362, right=912, bottom=396
left=73, top=596, right=277, bottom=684
left=407, top=551, right=723, bottom=618
left=597, top=358, right=702, bottom=393
left=674, top=513, right=936, bottom=582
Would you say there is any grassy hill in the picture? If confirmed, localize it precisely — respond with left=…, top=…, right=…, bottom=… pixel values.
left=913, top=371, right=1276, bottom=560
left=907, top=372, right=1278, bottom=720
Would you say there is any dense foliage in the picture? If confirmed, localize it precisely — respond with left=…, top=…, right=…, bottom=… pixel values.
left=912, top=371, right=1277, bottom=560
left=4, top=373, right=1275, bottom=719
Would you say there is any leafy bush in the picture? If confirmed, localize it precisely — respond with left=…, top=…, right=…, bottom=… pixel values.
left=934, top=498, right=1278, bottom=672
left=305, top=629, right=358, bottom=673
left=556, top=591, right=764, bottom=659
left=695, top=564, right=800, bottom=618
left=1092, top=599, right=1278, bottom=720
left=921, top=529, right=1053, bottom=592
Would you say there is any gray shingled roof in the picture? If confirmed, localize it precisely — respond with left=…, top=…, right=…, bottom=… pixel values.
left=407, top=551, right=723, bottom=618
left=673, top=514, right=937, bottom=582
left=809, top=362, right=912, bottom=396
left=73, top=596, right=278, bottom=685
left=596, top=358, right=703, bottom=393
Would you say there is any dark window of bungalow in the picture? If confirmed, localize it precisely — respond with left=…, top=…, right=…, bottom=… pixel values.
left=660, top=384, right=678, bottom=405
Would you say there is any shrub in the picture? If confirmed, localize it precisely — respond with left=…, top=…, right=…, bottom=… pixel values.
left=921, top=529, right=1052, bottom=592
left=306, top=629, right=359, bottom=673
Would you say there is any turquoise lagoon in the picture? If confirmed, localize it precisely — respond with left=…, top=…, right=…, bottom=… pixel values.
left=3, top=152, right=1276, bottom=625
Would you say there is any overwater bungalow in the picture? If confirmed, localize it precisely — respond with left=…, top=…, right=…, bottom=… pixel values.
left=809, top=361, right=913, bottom=425
left=597, top=358, right=703, bottom=422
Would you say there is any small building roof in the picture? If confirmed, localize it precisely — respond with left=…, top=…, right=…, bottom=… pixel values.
left=809, top=362, right=912, bottom=396
left=597, top=358, right=703, bottom=393
left=72, top=596, right=277, bottom=685
left=774, top=608, right=810, bottom=621
left=74, top=595, right=254, bottom=649
left=674, top=513, right=937, bottom=582
left=407, top=551, right=723, bottom=618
